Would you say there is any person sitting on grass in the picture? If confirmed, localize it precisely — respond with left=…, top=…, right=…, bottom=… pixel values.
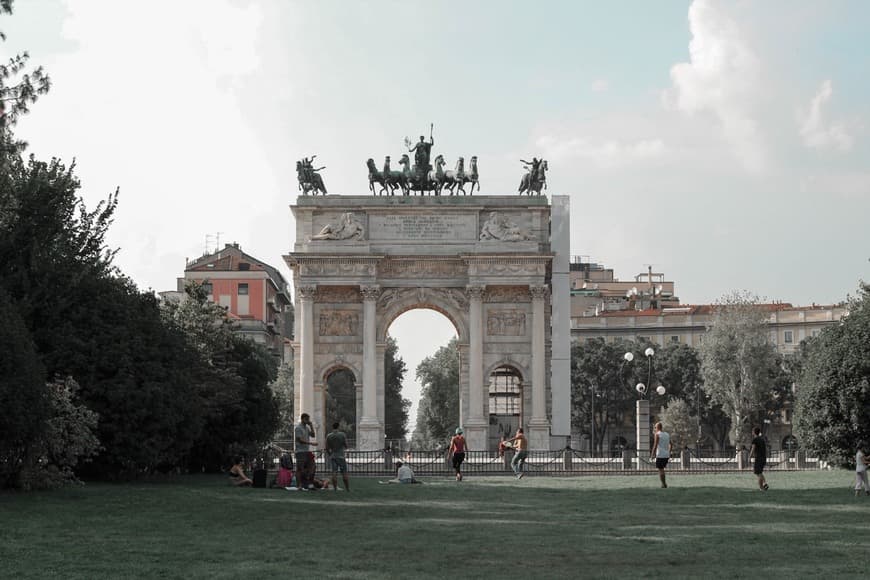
left=381, top=461, right=422, bottom=484
left=228, top=456, right=253, bottom=487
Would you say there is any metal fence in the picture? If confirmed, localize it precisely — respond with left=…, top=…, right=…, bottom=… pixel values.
left=262, top=446, right=821, bottom=477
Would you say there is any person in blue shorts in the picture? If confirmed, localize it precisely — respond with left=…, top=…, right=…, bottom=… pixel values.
left=325, top=422, right=350, bottom=492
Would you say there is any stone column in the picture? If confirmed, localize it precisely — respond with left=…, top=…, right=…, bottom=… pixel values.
left=464, top=285, right=487, bottom=451
left=297, top=285, right=317, bottom=418
left=358, top=285, right=382, bottom=450
left=528, top=284, right=550, bottom=450
left=636, top=399, right=650, bottom=470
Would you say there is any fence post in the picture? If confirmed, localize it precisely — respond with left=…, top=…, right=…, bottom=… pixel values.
left=796, top=450, right=807, bottom=469
left=737, top=448, right=747, bottom=470
left=504, top=449, right=515, bottom=471
left=622, top=450, right=632, bottom=471
left=681, top=448, right=690, bottom=470
left=384, top=449, right=392, bottom=473
left=563, top=449, right=573, bottom=472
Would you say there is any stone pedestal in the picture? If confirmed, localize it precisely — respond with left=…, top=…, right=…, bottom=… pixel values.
left=636, top=399, right=650, bottom=470
left=357, top=419, right=383, bottom=451
left=528, top=419, right=550, bottom=451
left=463, top=418, right=488, bottom=453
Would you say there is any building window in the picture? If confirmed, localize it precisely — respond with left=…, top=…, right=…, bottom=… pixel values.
left=670, top=335, right=679, bottom=343
left=202, top=282, right=213, bottom=294
left=238, top=283, right=249, bottom=295
left=488, top=366, right=522, bottom=416
left=784, top=330, right=793, bottom=344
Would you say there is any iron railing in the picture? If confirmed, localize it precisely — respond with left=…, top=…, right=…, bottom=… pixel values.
left=261, top=446, right=821, bottom=477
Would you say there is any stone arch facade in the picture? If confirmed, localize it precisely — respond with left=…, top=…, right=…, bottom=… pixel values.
left=286, top=195, right=561, bottom=450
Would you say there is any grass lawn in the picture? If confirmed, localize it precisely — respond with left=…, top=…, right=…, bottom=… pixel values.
left=2, top=470, right=868, bottom=579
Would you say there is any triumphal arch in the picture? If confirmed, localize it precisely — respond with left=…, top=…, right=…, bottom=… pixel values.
left=286, top=193, right=571, bottom=451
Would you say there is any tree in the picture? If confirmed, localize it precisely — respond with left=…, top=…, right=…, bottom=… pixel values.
left=0, top=1, right=51, bottom=154
left=0, top=287, right=49, bottom=488
left=571, top=339, right=636, bottom=453
left=794, top=284, right=870, bottom=467
left=659, top=399, right=695, bottom=450
left=384, top=337, right=410, bottom=441
left=270, top=362, right=294, bottom=440
left=700, top=292, right=782, bottom=448
left=413, top=338, right=459, bottom=447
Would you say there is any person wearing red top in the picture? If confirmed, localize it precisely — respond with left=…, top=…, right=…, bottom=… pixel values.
left=448, top=428, right=468, bottom=482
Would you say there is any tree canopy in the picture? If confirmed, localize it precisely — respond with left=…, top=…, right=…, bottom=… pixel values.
left=794, top=284, right=870, bottom=467
left=412, top=337, right=459, bottom=448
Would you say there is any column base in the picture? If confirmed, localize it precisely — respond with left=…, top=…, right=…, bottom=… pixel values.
left=357, top=418, right=383, bottom=451
left=463, top=418, right=488, bottom=452
left=527, top=418, right=550, bottom=450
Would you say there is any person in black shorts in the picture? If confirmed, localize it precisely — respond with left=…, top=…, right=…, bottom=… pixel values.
left=748, top=426, right=769, bottom=491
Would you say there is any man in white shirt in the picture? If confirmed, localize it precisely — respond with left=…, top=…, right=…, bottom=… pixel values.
left=856, top=442, right=869, bottom=497
left=650, top=422, right=672, bottom=489
left=383, top=461, right=421, bottom=484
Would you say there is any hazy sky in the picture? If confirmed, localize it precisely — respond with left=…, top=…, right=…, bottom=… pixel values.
left=6, top=0, right=870, bottom=422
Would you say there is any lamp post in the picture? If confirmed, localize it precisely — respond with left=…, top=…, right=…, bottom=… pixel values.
left=624, top=348, right=666, bottom=469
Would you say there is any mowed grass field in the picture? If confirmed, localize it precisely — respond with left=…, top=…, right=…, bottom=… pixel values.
left=2, top=470, right=868, bottom=579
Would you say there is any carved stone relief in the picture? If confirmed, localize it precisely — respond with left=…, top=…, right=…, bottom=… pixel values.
left=316, top=286, right=362, bottom=303
left=466, top=259, right=547, bottom=277
left=299, top=260, right=377, bottom=277
left=377, top=286, right=467, bottom=311
left=479, top=211, right=535, bottom=241
left=484, top=286, right=530, bottom=303
left=487, top=309, right=527, bottom=336
left=310, top=212, right=366, bottom=241
left=378, top=259, right=467, bottom=278
left=319, top=310, right=360, bottom=336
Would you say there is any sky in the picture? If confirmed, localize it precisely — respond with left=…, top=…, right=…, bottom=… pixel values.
left=5, top=0, right=870, bottom=424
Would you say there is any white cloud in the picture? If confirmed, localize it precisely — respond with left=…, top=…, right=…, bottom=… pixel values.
left=798, top=80, right=853, bottom=152
left=536, top=135, right=667, bottom=169
left=664, top=0, right=765, bottom=172
left=591, top=79, right=609, bottom=92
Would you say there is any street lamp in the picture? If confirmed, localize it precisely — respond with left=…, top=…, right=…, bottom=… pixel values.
left=623, top=348, right=666, bottom=469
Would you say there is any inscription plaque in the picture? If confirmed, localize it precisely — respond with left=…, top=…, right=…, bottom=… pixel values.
left=368, top=214, right=477, bottom=241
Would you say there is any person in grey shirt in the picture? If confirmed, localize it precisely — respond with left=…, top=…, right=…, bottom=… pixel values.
left=325, top=422, right=350, bottom=492
left=294, top=413, right=317, bottom=490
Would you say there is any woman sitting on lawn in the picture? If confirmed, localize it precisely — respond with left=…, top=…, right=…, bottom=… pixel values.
left=228, top=456, right=253, bottom=487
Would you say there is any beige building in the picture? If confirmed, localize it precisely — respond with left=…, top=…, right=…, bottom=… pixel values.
left=568, top=258, right=846, bottom=452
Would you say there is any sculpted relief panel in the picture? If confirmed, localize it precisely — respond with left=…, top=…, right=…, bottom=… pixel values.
left=319, top=310, right=360, bottom=336
left=377, top=287, right=468, bottom=312
left=378, top=259, right=467, bottom=279
left=487, top=309, right=527, bottom=336
left=299, top=259, right=377, bottom=277
left=484, top=286, right=530, bottom=303
left=316, top=286, right=362, bottom=303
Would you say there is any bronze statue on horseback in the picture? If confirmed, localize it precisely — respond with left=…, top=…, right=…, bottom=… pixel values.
left=296, top=155, right=327, bottom=195
left=518, top=157, right=547, bottom=195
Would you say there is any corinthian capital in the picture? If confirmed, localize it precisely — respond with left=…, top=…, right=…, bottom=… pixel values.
left=360, top=285, right=381, bottom=302
left=465, top=285, right=486, bottom=302
left=529, top=284, right=550, bottom=301
left=298, top=285, right=317, bottom=300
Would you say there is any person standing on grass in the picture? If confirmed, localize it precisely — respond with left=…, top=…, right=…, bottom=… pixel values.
left=748, top=426, right=769, bottom=491
left=448, top=427, right=468, bottom=481
left=325, top=422, right=350, bottom=492
left=855, top=442, right=869, bottom=497
left=650, top=422, right=672, bottom=489
left=294, top=413, right=317, bottom=490
left=506, top=428, right=528, bottom=479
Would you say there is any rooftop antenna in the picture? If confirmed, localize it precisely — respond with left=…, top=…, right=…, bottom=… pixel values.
left=215, top=231, right=224, bottom=250
left=204, top=234, right=215, bottom=255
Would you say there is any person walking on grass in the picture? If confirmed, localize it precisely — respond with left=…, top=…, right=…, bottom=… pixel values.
left=448, top=427, right=468, bottom=481
left=325, top=422, right=350, bottom=492
left=748, top=426, right=769, bottom=491
left=506, top=427, right=528, bottom=479
left=855, top=442, right=869, bottom=497
left=650, top=422, right=672, bottom=489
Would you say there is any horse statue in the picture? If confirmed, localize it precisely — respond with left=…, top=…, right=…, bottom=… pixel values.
left=397, top=154, right=436, bottom=195
left=518, top=159, right=547, bottom=195
left=442, top=157, right=465, bottom=195
left=296, top=158, right=327, bottom=195
left=383, top=155, right=409, bottom=196
left=428, top=154, right=458, bottom=196
left=454, top=155, right=479, bottom=195
left=366, top=158, right=391, bottom=196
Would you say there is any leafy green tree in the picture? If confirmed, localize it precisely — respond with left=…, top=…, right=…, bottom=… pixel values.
left=794, top=284, right=870, bottom=467
left=0, top=288, right=49, bottom=488
left=0, top=1, right=51, bottom=154
left=413, top=338, right=459, bottom=447
left=384, top=337, right=410, bottom=441
left=700, top=292, right=782, bottom=448
left=659, top=399, right=695, bottom=450
left=270, top=362, right=294, bottom=439
left=325, top=368, right=357, bottom=442
left=571, top=339, right=636, bottom=453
